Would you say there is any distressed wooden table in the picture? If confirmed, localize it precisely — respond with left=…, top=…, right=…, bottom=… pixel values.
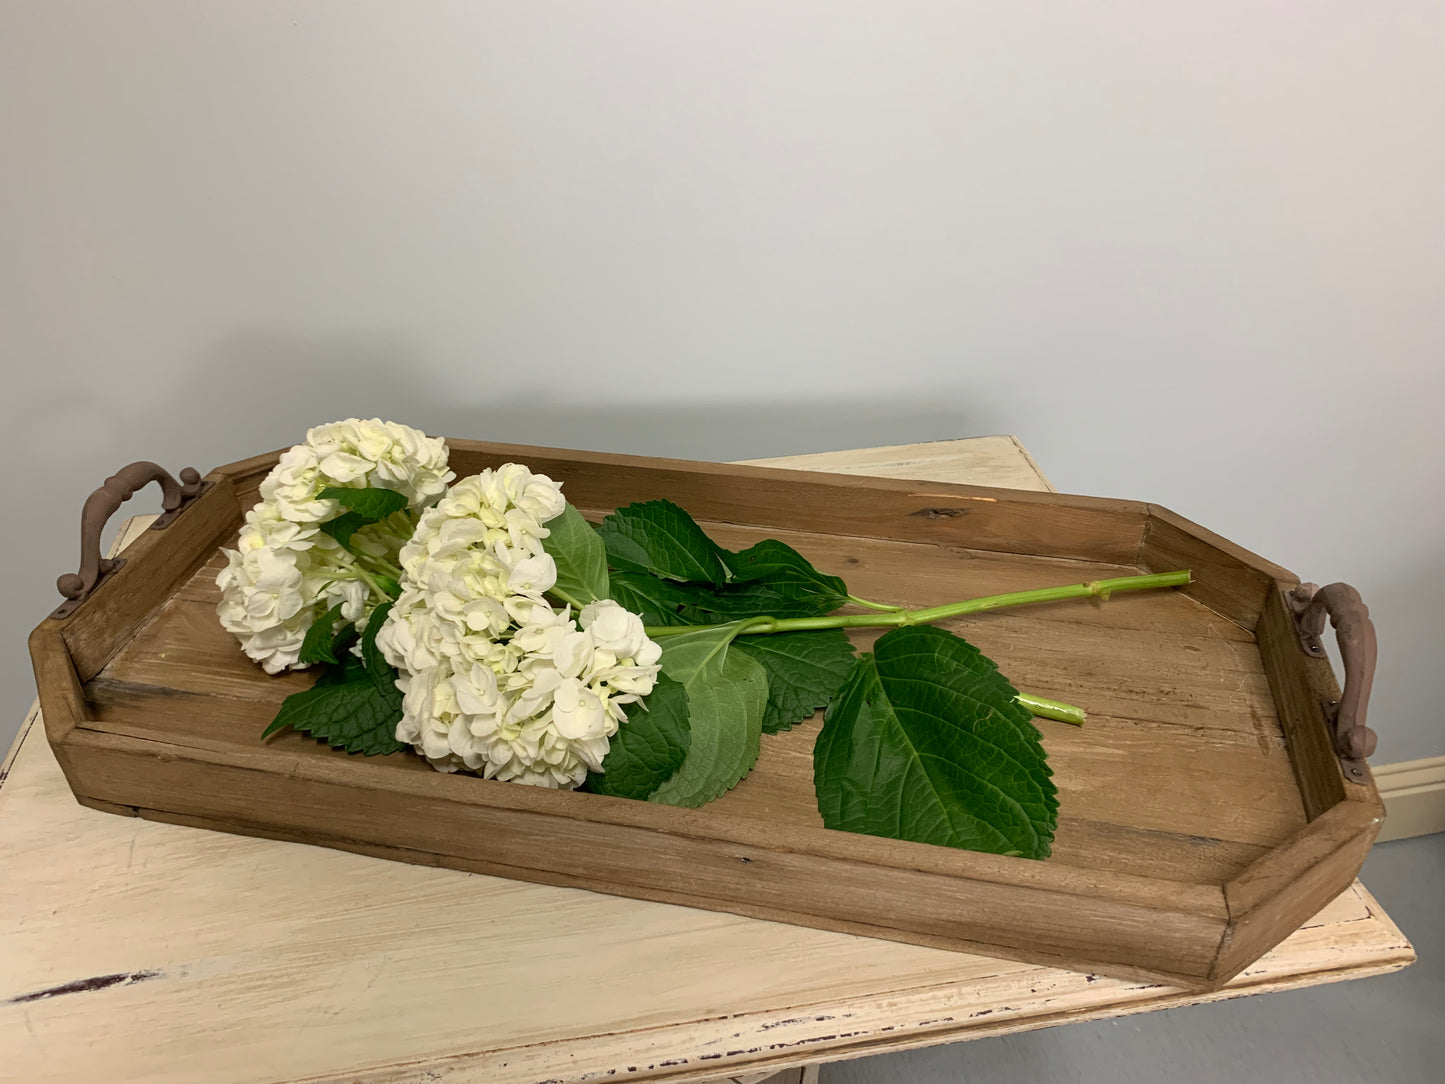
left=0, top=437, right=1414, bottom=1084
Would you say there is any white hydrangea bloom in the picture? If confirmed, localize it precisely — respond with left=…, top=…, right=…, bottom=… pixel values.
left=260, top=418, right=453, bottom=523
left=376, top=466, right=661, bottom=789
left=216, top=419, right=455, bottom=673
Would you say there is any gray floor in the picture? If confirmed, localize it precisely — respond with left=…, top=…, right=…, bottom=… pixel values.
left=825, top=834, right=1442, bottom=1084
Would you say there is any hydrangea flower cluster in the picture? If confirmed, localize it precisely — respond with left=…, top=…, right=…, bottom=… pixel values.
left=216, top=419, right=454, bottom=674
left=375, top=465, right=663, bottom=788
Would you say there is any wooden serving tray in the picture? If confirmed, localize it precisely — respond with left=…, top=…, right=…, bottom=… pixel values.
left=28, top=440, right=1384, bottom=990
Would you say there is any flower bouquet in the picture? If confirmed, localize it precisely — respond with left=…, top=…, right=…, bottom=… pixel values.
left=219, top=419, right=1190, bottom=859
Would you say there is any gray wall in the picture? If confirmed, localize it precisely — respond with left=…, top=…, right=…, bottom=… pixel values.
left=3, top=3, right=1441, bottom=760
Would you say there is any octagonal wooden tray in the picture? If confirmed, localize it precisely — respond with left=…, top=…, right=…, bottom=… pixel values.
left=28, top=440, right=1383, bottom=989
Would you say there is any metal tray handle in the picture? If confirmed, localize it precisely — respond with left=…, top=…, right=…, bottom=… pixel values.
left=53, top=461, right=207, bottom=617
left=1287, top=582, right=1378, bottom=778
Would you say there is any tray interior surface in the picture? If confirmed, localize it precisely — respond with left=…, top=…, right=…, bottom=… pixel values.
left=83, top=509, right=1308, bottom=888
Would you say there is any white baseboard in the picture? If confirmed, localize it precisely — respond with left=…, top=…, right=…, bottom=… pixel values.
left=1376, top=756, right=1445, bottom=841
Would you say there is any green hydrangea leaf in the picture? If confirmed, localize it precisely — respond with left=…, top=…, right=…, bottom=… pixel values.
left=648, top=625, right=767, bottom=808
left=596, top=500, right=732, bottom=584
left=318, top=485, right=409, bottom=521
left=319, top=511, right=371, bottom=551
left=733, top=629, right=857, bottom=734
left=583, top=674, right=690, bottom=800
left=543, top=502, right=611, bottom=608
left=606, top=570, right=701, bottom=626
left=813, top=625, right=1057, bottom=859
left=261, top=654, right=406, bottom=756
left=328, top=621, right=360, bottom=661
left=607, top=570, right=845, bottom=627
left=360, top=601, right=395, bottom=694
left=679, top=578, right=842, bottom=622
left=298, top=603, right=347, bottom=666
left=596, top=503, right=852, bottom=623
left=724, top=539, right=850, bottom=609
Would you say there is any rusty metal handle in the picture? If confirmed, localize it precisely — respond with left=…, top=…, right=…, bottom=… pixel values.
left=53, top=462, right=208, bottom=617
left=1286, top=582, right=1378, bottom=777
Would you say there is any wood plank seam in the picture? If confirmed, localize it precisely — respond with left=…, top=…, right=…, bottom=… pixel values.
left=1006, top=436, right=1057, bottom=493
left=1216, top=822, right=1381, bottom=970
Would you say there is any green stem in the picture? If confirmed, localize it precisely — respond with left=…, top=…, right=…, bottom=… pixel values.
left=318, top=571, right=363, bottom=583
left=357, top=553, right=405, bottom=579
left=644, top=570, right=1191, bottom=638
left=1015, top=693, right=1086, bottom=726
left=547, top=586, right=587, bottom=610
left=335, top=550, right=397, bottom=601
left=354, top=564, right=394, bottom=601
left=846, top=594, right=905, bottom=613
left=386, top=510, right=419, bottom=539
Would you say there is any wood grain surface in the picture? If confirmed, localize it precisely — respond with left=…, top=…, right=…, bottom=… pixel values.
left=1, top=438, right=1412, bottom=1084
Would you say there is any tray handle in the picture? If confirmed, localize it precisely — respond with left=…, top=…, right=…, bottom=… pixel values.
left=53, top=461, right=208, bottom=618
left=1286, top=582, right=1378, bottom=782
